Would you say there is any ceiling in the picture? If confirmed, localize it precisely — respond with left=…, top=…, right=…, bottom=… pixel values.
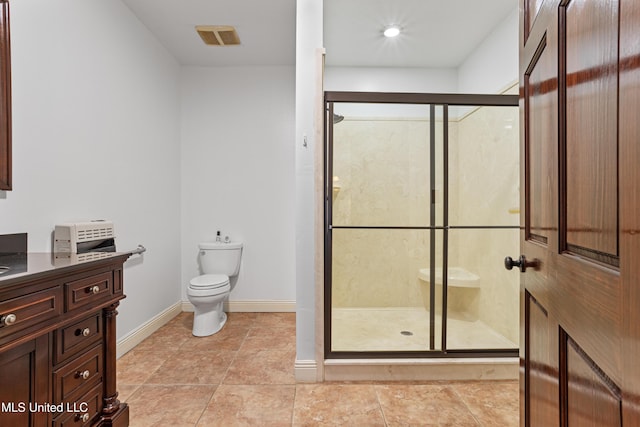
left=121, top=0, right=517, bottom=68
left=324, top=0, right=517, bottom=68
left=121, top=0, right=297, bottom=66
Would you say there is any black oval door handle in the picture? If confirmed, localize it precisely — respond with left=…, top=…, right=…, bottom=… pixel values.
left=504, top=255, right=537, bottom=272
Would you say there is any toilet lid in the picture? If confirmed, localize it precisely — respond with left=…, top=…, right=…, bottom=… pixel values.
left=189, top=274, right=229, bottom=289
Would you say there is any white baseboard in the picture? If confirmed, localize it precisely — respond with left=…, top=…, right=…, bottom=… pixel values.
left=181, top=299, right=296, bottom=313
left=116, top=301, right=182, bottom=359
left=295, top=359, right=318, bottom=382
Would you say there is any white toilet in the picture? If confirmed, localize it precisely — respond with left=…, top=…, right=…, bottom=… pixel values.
left=187, top=241, right=243, bottom=337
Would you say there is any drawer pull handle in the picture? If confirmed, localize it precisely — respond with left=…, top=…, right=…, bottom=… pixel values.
left=77, top=369, right=90, bottom=380
left=1, top=313, right=17, bottom=326
left=76, top=412, right=90, bottom=423
left=89, top=285, right=100, bottom=294
left=81, top=327, right=91, bottom=337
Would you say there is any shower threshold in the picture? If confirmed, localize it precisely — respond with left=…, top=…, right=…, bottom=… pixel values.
left=323, top=356, right=519, bottom=381
left=328, top=307, right=518, bottom=381
left=331, top=307, right=517, bottom=352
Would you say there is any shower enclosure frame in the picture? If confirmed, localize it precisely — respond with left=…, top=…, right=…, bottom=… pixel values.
left=324, top=91, right=520, bottom=359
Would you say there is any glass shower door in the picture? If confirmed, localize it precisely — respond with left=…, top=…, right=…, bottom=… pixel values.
left=327, top=102, right=444, bottom=353
left=445, top=104, right=520, bottom=350
left=325, top=92, right=520, bottom=358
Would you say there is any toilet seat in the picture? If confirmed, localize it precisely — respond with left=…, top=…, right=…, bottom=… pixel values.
left=188, top=274, right=230, bottom=297
left=189, top=274, right=229, bottom=289
left=187, top=283, right=230, bottom=297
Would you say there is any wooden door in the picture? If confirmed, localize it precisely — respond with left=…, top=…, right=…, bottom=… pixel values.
left=518, top=0, right=640, bottom=425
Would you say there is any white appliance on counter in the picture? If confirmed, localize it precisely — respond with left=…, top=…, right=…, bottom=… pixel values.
left=54, top=220, right=116, bottom=254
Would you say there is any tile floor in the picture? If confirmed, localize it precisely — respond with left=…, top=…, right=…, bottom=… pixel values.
left=117, top=312, right=519, bottom=426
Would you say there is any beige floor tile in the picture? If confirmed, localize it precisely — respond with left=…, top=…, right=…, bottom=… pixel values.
left=241, top=326, right=296, bottom=352
left=179, top=325, right=250, bottom=352
left=223, top=349, right=296, bottom=385
left=293, top=384, right=385, bottom=426
left=226, top=312, right=259, bottom=327
left=165, top=312, right=195, bottom=329
left=126, top=384, right=216, bottom=427
left=375, top=384, right=481, bottom=426
left=145, top=349, right=237, bottom=385
left=254, top=312, right=296, bottom=329
left=117, top=349, right=174, bottom=385
left=450, top=381, right=519, bottom=427
left=196, top=385, right=295, bottom=426
left=118, top=384, right=140, bottom=403
left=133, top=323, right=193, bottom=352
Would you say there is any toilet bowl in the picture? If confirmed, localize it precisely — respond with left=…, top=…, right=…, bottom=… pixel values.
left=187, top=242, right=243, bottom=337
left=188, top=274, right=231, bottom=336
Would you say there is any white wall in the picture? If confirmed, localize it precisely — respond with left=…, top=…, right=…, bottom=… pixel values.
left=325, top=7, right=519, bottom=97
left=324, top=67, right=458, bottom=93
left=180, top=66, right=296, bottom=303
left=296, top=0, right=324, bottom=363
left=0, top=0, right=182, bottom=340
left=324, top=67, right=457, bottom=118
left=457, top=7, right=519, bottom=94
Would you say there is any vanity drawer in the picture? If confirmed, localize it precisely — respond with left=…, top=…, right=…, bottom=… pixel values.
left=55, top=313, right=102, bottom=364
left=53, top=344, right=103, bottom=404
left=52, top=382, right=103, bottom=427
left=0, top=286, right=61, bottom=339
left=64, top=272, right=112, bottom=312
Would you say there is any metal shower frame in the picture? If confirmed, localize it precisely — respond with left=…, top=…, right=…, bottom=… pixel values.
left=324, top=91, right=520, bottom=359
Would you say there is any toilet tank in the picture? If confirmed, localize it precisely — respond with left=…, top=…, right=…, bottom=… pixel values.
left=198, top=242, right=243, bottom=277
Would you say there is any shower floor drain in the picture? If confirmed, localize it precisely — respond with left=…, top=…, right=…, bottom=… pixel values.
left=400, top=330, right=413, bottom=336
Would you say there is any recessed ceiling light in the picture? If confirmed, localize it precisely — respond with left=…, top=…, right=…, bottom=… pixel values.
left=383, top=26, right=401, bottom=38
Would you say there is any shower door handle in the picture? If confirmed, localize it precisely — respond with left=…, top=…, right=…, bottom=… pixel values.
left=504, top=255, right=537, bottom=273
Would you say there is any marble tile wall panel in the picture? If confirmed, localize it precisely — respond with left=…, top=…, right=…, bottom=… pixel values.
left=331, top=119, right=432, bottom=308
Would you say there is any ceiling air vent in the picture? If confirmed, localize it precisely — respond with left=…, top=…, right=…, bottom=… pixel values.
left=196, top=25, right=241, bottom=46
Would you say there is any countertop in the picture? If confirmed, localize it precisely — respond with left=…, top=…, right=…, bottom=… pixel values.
left=0, top=252, right=131, bottom=287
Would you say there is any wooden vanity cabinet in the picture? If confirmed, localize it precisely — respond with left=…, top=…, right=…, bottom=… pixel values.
left=0, top=335, right=49, bottom=426
left=0, top=253, right=130, bottom=427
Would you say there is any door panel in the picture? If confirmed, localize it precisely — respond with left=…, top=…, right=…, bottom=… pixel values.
left=564, top=0, right=619, bottom=262
left=553, top=256, right=621, bottom=385
left=565, top=334, right=622, bottom=426
left=526, top=294, right=558, bottom=427
left=524, top=0, right=545, bottom=40
left=525, top=38, right=555, bottom=245
left=519, top=0, right=637, bottom=425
